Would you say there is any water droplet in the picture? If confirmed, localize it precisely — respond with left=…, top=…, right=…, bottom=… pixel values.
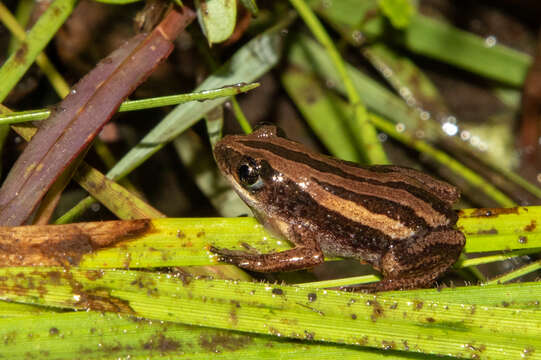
left=420, top=111, right=430, bottom=121
left=442, top=122, right=458, bottom=136
left=485, top=35, right=497, bottom=47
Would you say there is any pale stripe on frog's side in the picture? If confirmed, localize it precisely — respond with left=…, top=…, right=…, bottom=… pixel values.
left=212, top=124, right=465, bottom=291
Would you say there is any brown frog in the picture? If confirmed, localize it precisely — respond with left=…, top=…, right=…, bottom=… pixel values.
left=211, top=125, right=465, bottom=291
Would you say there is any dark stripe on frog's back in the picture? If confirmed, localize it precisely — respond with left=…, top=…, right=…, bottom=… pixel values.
left=313, top=178, right=430, bottom=231
left=366, top=165, right=460, bottom=205
left=239, top=139, right=457, bottom=225
left=264, top=168, right=391, bottom=260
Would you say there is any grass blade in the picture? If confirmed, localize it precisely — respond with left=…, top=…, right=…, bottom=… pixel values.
left=0, top=83, right=260, bottom=125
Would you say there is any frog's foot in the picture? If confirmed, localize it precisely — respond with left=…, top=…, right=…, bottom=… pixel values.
left=209, top=246, right=324, bottom=272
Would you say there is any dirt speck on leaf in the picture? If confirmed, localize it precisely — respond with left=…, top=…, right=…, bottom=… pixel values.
left=272, top=287, right=283, bottom=295
left=15, top=43, right=28, bottom=64
left=367, top=300, right=384, bottom=322
left=199, top=332, right=253, bottom=353
left=142, top=333, right=181, bottom=353
left=524, top=220, right=537, bottom=232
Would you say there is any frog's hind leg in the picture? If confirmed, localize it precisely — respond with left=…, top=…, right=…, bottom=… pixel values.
left=346, top=229, right=465, bottom=292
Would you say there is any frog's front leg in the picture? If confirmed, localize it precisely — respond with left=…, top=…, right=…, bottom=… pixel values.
left=210, top=232, right=324, bottom=272
left=360, top=228, right=465, bottom=292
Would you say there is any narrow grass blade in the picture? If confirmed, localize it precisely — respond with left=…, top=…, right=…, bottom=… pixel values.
left=6, top=0, right=33, bottom=54
left=459, top=249, right=541, bottom=268
left=486, top=261, right=541, bottom=285
left=0, top=83, right=261, bottom=125
left=376, top=282, right=541, bottom=309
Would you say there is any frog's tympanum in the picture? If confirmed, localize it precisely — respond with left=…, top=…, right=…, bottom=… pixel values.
left=211, top=124, right=465, bottom=291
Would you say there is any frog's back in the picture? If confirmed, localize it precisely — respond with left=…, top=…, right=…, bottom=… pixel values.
left=239, top=135, right=459, bottom=224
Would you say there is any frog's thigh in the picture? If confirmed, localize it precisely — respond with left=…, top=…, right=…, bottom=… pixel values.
left=381, top=229, right=465, bottom=281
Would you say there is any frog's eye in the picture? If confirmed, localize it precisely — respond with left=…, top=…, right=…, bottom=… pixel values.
left=237, top=159, right=264, bottom=191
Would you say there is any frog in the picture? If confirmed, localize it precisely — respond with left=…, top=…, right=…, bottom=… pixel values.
left=210, top=124, right=465, bottom=291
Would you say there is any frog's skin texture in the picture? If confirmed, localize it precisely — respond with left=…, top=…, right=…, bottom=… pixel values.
left=211, top=125, right=465, bottom=291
